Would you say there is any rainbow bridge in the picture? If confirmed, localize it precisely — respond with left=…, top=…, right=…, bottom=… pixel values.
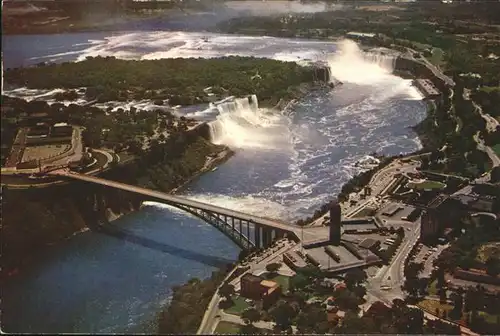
left=50, top=171, right=302, bottom=250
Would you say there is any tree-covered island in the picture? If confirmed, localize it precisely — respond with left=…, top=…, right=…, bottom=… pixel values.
left=4, top=56, right=320, bottom=107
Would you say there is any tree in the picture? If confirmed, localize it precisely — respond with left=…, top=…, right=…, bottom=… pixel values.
left=405, top=262, right=424, bottom=279
left=336, top=311, right=364, bottom=334
left=296, top=304, right=328, bottom=333
left=485, top=257, right=500, bottom=277
left=335, top=289, right=361, bottom=311
left=239, top=323, right=259, bottom=335
left=241, top=307, right=261, bottom=325
left=404, top=262, right=424, bottom=298
left=425, top=318, right=460, bottom=334
left=490, top=166, right=500, bottom=183
left=393, top=306, right=424, bottom=334
left=289, top=273, right=308, bottom=292
left=269, top=300, right=298, bottom=331
left=439, top=287, right=447, bottom=304
left=219, top=283, right=235, bottom=302
left=298, top=265, right=322, bottom=279
left=450, top=291, right=464, bottom=319
left=344, top=268, right=367, bottom=290
left=265, top=262, right=281, bottom=275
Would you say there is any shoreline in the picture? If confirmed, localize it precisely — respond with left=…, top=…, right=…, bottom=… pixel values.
left=1, top=143, right=234, bottom=278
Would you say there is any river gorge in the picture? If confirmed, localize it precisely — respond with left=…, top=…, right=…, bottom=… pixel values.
left=2, top=29, right=426, bottom=333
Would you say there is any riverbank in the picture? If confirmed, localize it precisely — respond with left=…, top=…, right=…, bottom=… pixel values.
left=169, top=147, right=234, bottom=195
left=1, top=135, right=233, bottom=277
left=157, top=264, right=232, bottom=334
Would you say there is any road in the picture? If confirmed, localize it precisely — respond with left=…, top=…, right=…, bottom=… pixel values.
left=463, top=89, right=500, bottom=168
left=50, top=171, right=300, bottom=235
left=466, top=89, right=499, bottom=133
left=474, top=131, right=500, bottom=167
left=367, top=224, right=421, bottom=304
left=401, top=48, right=455, bottom=87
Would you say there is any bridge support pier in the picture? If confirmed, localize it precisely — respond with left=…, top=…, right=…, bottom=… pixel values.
left=254, top=224, right=261, bottom=248
left=239, top=220, right=243, bottom=244
left=246, top=221, right=250, bottom=243
left=262, top=227, right=274, bottom=248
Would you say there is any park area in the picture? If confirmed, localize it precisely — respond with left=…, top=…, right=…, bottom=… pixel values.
left=214, top=321, right=241, bottom=334
left=225, top=296, right=251, bottom=316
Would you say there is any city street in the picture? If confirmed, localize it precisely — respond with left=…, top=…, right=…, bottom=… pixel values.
left=366, top=224, right=421, bottom=304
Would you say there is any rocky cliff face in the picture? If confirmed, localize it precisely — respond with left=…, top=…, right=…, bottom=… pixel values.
left=1, top=181, right=142, bottom=274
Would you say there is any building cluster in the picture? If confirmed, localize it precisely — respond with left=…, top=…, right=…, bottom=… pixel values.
left=420, top=184, right=499, bottom=244
left=240, top=273, right=282, bottom=309
left=2, top=110, right=85, bottom=173
left=453, top=268, right=500, bottom=286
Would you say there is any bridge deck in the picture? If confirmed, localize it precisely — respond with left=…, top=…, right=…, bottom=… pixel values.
left=54, top=171, right=299, bottom=234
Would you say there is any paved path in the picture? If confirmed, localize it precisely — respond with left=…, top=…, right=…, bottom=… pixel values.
left=474, top=131, right=500, bottom=167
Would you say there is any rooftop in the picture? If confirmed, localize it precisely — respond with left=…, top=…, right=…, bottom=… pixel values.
left=428, top=193, right=449, bottom=209
left=242, top=273, right=262, bottom=283
left=359, top=238, right=379, bottom=250
left=346, top=32, right=376, bottom=38
left=260, top=280, right=278, bottom=288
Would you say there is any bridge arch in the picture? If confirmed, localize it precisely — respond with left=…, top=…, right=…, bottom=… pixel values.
left=53, top=171, right=298, bottom=251
left=171, top=203, right=255, bottom=250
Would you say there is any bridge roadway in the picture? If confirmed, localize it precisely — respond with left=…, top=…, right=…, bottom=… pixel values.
left=52, top=171, right=301, bottom=236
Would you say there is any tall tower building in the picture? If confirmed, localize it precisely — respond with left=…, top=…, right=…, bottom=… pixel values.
left=329, top=199, right=342, bottom=245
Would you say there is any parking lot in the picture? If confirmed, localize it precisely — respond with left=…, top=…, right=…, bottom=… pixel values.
left=412, top=242, right=449, bottom=278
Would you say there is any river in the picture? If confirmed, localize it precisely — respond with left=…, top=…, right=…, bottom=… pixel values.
left=2, top=29, right=426, bottom=333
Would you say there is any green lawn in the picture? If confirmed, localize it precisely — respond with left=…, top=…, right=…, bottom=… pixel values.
left=225, top=295, right=250, bottom=316
left=418, top=299, right=454, bottom=315
left=492, top=144, right=500, bottom=157
left=428, top=279, right=438, bottom=296
left=270, top=275, right=290, bottom=293
left=214, top=321, right=241, bottom=334
left=479, top=311, right=500, bottom=324
left=215, top=321, right=268, bottom=334
left=419, top=299, right=500, bottom=324
left=430, top=48, right=444, bottom=67
left=476, top=242, right=500, bottom=263
left=479, top=86, right=500, bottom=94
left=408, top=180, right=446, bottom=190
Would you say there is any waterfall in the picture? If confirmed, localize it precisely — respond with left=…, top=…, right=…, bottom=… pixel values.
left=207, top=94, right=291, bottom=149
left=327, top=39, right=399, bottom=85
left=362, top=52, right=397, bottom=72
left=208, top=94, right=260, bottom=143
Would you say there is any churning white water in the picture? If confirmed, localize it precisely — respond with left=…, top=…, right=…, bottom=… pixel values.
left=328, top=40, right=397, bottom=85
left=205, top=39, right=422, bottom=153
